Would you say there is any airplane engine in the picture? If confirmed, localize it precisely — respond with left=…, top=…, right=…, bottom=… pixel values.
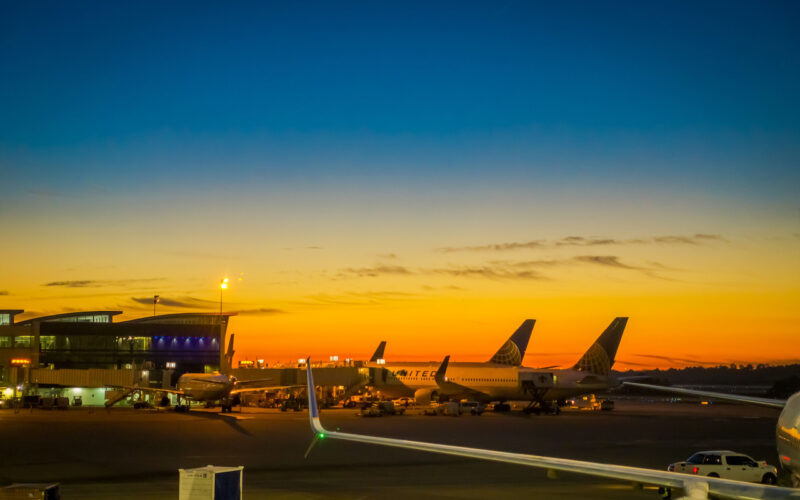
left=414, top=388, right=439, bottom=405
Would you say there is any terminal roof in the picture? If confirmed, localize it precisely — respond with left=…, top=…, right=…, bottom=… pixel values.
left=15, top=311, right=122, bottom=325
left=121, top=312, right=237, bottom=324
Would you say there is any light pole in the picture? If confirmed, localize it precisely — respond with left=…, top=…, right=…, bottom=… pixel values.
left=219, top=278, right=229, bottom=372
left=153, top=295, right=160, bottom=317
left=219, top=278, right=228, bottom=315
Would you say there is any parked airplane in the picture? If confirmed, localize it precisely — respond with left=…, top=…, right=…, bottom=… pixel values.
left=370, top=318, right=627, bottom=413
left=305, top=358, right=799, bottom=500
left=106, top=334, right=293, bottom=412
left=624, top=382, right=800, bottom=489
left=366, top=319, right=535, bottom=405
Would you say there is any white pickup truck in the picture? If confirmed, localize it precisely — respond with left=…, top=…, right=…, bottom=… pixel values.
left=668, top=450, right=778, bottom=484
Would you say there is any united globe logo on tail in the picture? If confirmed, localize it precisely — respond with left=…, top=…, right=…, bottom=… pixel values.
left=572, top=317, right=628, bottom=376
left=489, top=319, right=534, bottom=366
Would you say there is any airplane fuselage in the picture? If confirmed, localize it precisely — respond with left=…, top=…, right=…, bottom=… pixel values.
left=370, top=362, right=616, bottom=403
left=176, top=373, right=234, bottom=402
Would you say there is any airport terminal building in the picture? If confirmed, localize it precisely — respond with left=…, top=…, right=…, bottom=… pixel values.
left=0, top=309, right=232, bottom=402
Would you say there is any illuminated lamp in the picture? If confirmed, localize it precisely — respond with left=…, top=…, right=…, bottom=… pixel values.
left=11, top=358, right=30, bottom=366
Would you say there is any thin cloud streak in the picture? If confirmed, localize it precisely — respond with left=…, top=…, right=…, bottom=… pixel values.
left=436, top=240, right=545, bottom=252
left=339, top=265, right=413, bottom=277
left=235, top=307, right=287, bottom=315
left=432, top=266, right=548, bottom=280
left=573, top=255, right=643, bottom=270
left=439, top=234, right=726, bottom=252
left=131, top=296, right=219, bottom=309
left=45, top=278, right=164, bottom=288
left=633, top=354, right=724, bottom=367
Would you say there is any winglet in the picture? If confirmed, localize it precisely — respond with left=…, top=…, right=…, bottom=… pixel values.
left=369, top=341, right=386, bottom=363
left=305, top=356, right=326, bottom=436
left=434, top=355, right=450, bottom=385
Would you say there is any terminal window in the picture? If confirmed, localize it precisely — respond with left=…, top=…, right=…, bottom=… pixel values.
left=50, top=314, right=111, bottom=323
left=14, top=336, right=32, bottom=348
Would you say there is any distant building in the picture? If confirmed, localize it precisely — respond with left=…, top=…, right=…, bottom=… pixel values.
left=0, top=309, right=233, bottom=392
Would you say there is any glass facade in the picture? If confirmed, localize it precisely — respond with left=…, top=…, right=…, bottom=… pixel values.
left=13, top=336, right=32, bottom=348
left=0, top=314, right=9, bottom=326
left=48, top=314, right=112, bottom=323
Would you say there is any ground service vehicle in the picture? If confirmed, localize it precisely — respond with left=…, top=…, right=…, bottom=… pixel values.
left=459, top=401, right=485, bottom=415
left=668, top=451, right=778, bottom=484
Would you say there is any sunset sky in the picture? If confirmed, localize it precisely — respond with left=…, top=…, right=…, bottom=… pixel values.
left=1, top=2, right=798, bottom=369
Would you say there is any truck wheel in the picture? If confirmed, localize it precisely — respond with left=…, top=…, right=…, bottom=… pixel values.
left=707, top=473, right=719, bottom=478
left=761, top=473, right=777, bottom=485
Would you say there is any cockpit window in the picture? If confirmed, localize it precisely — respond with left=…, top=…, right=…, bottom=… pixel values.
left=686, top=453, right=705, bottom=464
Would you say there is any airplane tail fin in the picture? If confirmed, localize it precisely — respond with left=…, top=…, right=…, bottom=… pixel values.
left=571, top=317, right=627, bottom=375
left=488, top=319, right=534, bottom=366
left=223, top=333, right=235, bottom=373
left=369, top=341, right=386, bottom=363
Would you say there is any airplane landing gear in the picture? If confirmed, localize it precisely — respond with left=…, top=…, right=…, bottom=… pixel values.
left=493, top=403, right=511, bottom=412
left=523, top=389, right=560, bottom=415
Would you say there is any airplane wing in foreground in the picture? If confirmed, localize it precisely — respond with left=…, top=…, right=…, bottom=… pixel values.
left=304, top=357, right=798, bottom=500
left=622, top=382, right=787, bottom=409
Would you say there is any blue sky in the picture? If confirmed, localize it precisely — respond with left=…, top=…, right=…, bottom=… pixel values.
left=2, top=2, right=800, bottom=366
left=2, top=1, right=799, bottom=198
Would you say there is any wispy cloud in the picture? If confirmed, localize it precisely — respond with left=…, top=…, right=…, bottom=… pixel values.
left=339, top=265, right=413, bottom=277
left=436, top=240, right=545, bottom=252
left=44, top=280, right=95, bottom=288
left=377, top=253, right=398, bottom=259
left=0, top=290, right=8, bottom=296
left=235, top=307, right=287, bottom=315
left=632, top=354, right=724, bottom=367
left=422, top=285, right=464, bottom=291
left=438, top=234, right=726, bottom=252
left=490, top=259, right=564, bottom=268
left=432, top=265, right=548, bottom=280
left=555, top=236, right=628, bottom=246
left=653, top=234, right=726, bottom=244
left=45, top=278, right=164, bottom=288
left=573, top=255, right=643, bottom=270
left=131, top=296, right=218, bottom=309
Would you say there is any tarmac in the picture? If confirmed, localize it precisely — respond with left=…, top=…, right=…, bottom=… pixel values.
left=0, top=400, right=782, bottom=499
